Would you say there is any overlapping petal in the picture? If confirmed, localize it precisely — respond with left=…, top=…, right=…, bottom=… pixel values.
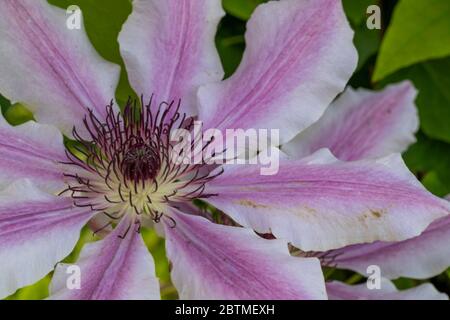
left=283, top=81, right=419, bottom=160
left=198, top=0, right=357, bottom=144
left=0, top=0, right=120, bottom=136
left=49, top=217, right=160, bottom=300
left=328, top=214, right=450, bottom=279
left=164, top=210, right=327, bottom=299
left=0, top=116, right=66, bottom=192
left=119, top=0, right=224, bottom=116
left=206, top=150, right=450, bottom=251
left=327, top=279, right=447, bottom=300
left=0, top=180, right=93, bottom=299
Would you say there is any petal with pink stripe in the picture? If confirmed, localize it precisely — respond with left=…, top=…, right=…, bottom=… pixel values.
left=328, top=214, right=450, bottom=279
left=119, top=0, right=224, bottom=116
left=0, top=0, right=120, bottom=136
left=0, top=180, right=93, bottom=299
left=49, top=217, right=160, bottom=300
left=327, top=279, right=447, bottom=300
left=283, top=81, right=419, bottom=161
left=198, top=0, right=357, bottom=144
left=206, top=151, right=450, bottom=251
left=0, top=117, right=65, bottom=192
left=164, top=210, right=327, bottom=300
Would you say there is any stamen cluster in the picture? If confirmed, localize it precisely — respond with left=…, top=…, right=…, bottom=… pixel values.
left=60, top=98, right=221, bottom=226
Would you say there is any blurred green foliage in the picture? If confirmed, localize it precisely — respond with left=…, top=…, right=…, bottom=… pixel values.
left=403, top=133, right=450, bottom=196
left=222, top=0, right=265, bottom=20
left=373, top=0, right=450, bottom=81
left=2, top=0, right=449, bottom=299
left=382, top=57, right=450, bottom=143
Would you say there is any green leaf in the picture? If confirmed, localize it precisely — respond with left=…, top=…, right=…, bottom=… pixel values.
left=222, top=0, right=266, bottom=20
left=373, top=0, right=450, bottom=81
left=353, top=22, right=381, bottom=71
left=141, top=228, right=177, bottom=299
left=216, top=35, right=245, bottom=78
left=6, top=275, right=51, bottom=300
left=0, top=94, right=10, bottom=114
left=48, top=0, right=136, bottom=106
left=342, top=0, right=376, bottom=25
left=342, top=0, right=381, bottom=74
left=381, top=57, right=450, bottom=143
left=392, top=278, right=422, bottom=290
left=422, top=171, right=449, bottom=197
left=216, top=16, right=246, bottom=78
left=3, top=103, right=34, bottom=126
left=403, top=132, right=450, bottom=196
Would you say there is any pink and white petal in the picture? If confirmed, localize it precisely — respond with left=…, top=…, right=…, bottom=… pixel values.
left=0, top=0, right=120, bottom=137
left=206, top=150, right=450, bottom=251
left=329, top=214, right=450, bottom=280
left=164, top=210, right=327, bottom=300
left=283, top=81, right=419, bottom=161
left=327, top=279, right=448, bottom=300
left=0, top=180, right=93, bottom=299
left=49, top=217, right=160, bottom=300
left=198, top=0, right=357, bottom=145
left=0, top=116, right=66, bottom=192
left=86, top=212, right=113, bottom=238
left=119, top=0, right=224, bottom=116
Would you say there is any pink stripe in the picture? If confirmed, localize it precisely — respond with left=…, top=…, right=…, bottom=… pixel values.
left=5, top=0, right=107, bottom=119
left=165, top=212, right=326, bottom=299
left=0, top=197, right=91, bottom=245
left=149, top=0, right=205, bottom=102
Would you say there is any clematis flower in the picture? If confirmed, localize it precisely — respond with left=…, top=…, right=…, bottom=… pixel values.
left=0, top=0, right=448, bottom=300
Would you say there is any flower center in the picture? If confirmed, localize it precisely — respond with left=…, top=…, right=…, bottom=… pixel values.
left=122, top=140, right=160, bottom=182
left=60, top=98, right=221, bottom=227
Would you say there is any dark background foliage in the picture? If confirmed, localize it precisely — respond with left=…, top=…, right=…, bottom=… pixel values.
left=1, top=0, right=449, bottom=299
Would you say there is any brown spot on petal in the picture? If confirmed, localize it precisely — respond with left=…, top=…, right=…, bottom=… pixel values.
left=371, top=210, right=382, bottom=218
left=236, top=199, right=269, bottom=209
left=358, top=209, right=385, bottom=224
